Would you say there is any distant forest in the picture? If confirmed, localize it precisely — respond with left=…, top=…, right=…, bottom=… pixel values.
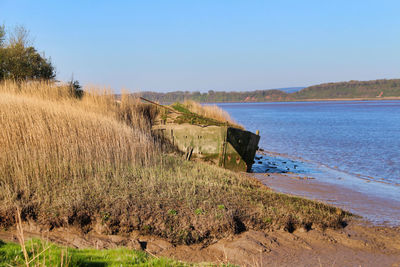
left=136, top=79, right=400, bottom=103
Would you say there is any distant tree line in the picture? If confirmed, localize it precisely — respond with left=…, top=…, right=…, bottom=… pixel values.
left=292, top=79, right=400, bottom=99
left=136, top=79, right=400, bottom=103
left=135, top=89, right=289, bottom=103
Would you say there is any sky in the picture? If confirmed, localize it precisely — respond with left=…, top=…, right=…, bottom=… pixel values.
left=1, top=0, right=400, bottom=92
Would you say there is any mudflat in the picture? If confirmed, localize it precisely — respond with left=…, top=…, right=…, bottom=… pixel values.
left=1, top=170, right=399, bottom=266
left=0, top=173, right=400, bottom=266
left=1, top=171, right=399, bottom=266
left=256, top=173, right=400, bottom=226
left=1, top=218, right=400, bottom=266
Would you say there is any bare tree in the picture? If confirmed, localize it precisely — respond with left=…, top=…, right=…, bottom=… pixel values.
left=0, top=25, right=5, bottom=47
left=8, top=25, right=31, bottom=47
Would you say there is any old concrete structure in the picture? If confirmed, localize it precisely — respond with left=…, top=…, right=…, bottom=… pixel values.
left=153, top=121, right=260, bottom=172
left=141, top=97, right=260, bottom=172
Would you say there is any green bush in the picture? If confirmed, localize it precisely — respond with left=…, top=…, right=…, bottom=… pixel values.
left=0, top=25, right=55, bottom=81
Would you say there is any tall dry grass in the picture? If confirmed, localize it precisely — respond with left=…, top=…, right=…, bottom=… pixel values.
left=0, top=81, right=158, bottom=226
left=0, top=80, right=78, bottom=101
left=183, top=100, right=241, bottom=127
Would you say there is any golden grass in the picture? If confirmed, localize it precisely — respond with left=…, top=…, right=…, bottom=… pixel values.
left=0, top=81, right=158, bottom=221
left=183, top=100, right=242, bottom=127
left=0, top=81, right=350, bottom=245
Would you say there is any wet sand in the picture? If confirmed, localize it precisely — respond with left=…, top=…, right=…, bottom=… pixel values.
left=255, top=172, right=400, bottom=226
left=251, top=148, right=400, bottom=226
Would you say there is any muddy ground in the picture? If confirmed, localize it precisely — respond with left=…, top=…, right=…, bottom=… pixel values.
left=1, top=219, right=400, bottom=266
left=2, top=167, right=400, bottom=266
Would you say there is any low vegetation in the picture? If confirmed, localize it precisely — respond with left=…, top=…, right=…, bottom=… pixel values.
left=169, top=101, right=243, bottom=128
left=0, top=81, right=350, bottom=249
left=179, top=100, right=237, bottom=124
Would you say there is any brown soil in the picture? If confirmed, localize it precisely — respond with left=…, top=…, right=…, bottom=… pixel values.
left=1, top=220, right=400, bottom=266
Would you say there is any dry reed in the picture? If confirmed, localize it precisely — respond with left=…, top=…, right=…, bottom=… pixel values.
left=183, top=100, right=242, bottom=127
left=0, top=80, right=158, bottom=227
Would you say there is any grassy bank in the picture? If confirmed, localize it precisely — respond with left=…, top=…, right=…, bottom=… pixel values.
left=169, top=101, right=243, bottom=129
left=0, top=81, right=350, bottom=246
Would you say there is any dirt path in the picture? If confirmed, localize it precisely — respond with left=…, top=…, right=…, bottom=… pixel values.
left=1, top=220, right=400, bottom=266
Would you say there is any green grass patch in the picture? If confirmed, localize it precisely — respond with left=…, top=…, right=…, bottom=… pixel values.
left=0, top=239, right=188, bottom=266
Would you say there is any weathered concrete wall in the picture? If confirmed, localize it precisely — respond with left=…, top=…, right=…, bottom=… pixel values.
left=153, top=124, right=226, bottom=155
left=152, top=123, right=260, bottom=172
left=225, top=127, right=260, bottom=172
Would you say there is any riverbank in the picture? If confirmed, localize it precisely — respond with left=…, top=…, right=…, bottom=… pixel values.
left=2, top=81, right=399, bottom=266
left=251, top=150, right=400, bottom=226
left=2, top=158, right=400, bottom=266
left=0, top=81, right=356, bottom=266
left=1, top=206, right=399, bottom=266
left=257, top=173, right=400, bottom=225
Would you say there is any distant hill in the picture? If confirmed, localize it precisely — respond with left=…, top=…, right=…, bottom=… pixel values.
left=292, top=79, right=400, bottom=100
left=136, top=79, right=400, bottom=103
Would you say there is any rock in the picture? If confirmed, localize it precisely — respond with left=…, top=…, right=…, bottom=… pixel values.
left=142, top=238, right=174, bottom=254
left=126, top=239, right=142, bottom=250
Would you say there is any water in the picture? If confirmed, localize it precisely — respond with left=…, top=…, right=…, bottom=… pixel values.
left=218, top=101, right=400, bottom=184
left=216, top=101, right=400, bottom=224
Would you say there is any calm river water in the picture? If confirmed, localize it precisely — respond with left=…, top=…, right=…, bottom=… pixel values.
left=216, top=100, right=400, bottom=223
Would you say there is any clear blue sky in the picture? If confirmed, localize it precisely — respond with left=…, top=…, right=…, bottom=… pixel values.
left=1, top=0, right=400, bottom=92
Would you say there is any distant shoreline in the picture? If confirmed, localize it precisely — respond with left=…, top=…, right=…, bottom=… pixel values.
left=204, top=96, right=400, bottom=104
left=138, top=78, right=400, bottom=104
left=157, top=97, right=400, bottom=105
left=259, top=96, right=400, bottom=103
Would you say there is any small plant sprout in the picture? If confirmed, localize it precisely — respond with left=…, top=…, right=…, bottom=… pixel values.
left=194, top=208, right=203, bottom=215
left=168, top=209, right=177, bottom=216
